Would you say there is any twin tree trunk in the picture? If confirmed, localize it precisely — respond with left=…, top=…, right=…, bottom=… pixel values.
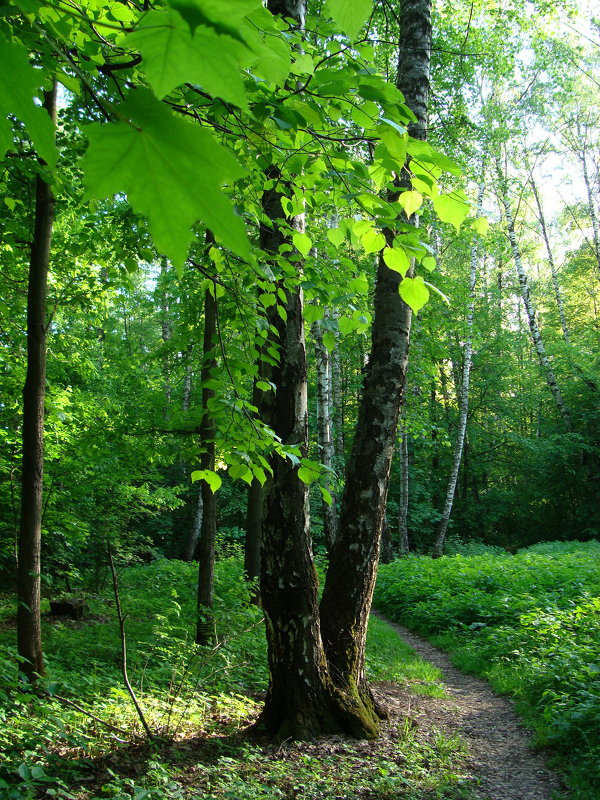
left=256, top=0, right=433, bottom=739
left=17, top=83, right=57, bottom=682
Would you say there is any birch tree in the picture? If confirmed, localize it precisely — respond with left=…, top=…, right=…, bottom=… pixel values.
left=432, top=177, right=485, bottom=558
left=495, top=154, right=573, bottom=432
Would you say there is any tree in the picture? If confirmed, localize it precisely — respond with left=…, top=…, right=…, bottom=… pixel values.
left=320, top=0, right=433, bottom=716
left=17, top=83, right=57, bottom=683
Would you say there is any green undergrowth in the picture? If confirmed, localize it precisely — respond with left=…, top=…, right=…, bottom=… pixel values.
left=374, top=540, right=600, bottom=800
left=1, top=556, right=475, bottom=800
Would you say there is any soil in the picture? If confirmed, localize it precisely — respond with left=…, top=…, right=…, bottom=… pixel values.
left=372, top=613, right=566, bottom=800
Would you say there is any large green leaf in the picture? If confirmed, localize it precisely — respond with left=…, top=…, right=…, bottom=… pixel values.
left=432, top=190, right=470, bottom=232
left=167, top=0, right=260, bottom=38
left=0, top=34, right=58, bottom=166
left=399, top=275, right=429, bottom=313
left=127, top=8, right=249, bottom=108
left=325, top=0, right=372, bottom=39
left=82, top=89, right=250, bottom=267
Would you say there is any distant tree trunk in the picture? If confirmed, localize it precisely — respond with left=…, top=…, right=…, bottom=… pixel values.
left=320, top=0, right=432, bottom=719
left=331, top=308, right=345, bottom=464
left=431, top=177, right=484, bottom=558
left=432, top=182, right=483, bottom=557
left=496, top=156, right=572, bottom=431
left=159, top=258, right=172, bottom=418
left=574, top=118, right=600, bottom=282
left=196, top=283, right=217, bottom=645
left=529, top=173, right=571, bottom=343
left=312, top=314, right=338, bottom=551
left=17, top=83, right=57, bottom=683
left=397, top=420, right=410, bottom=555
left=185, top=489, right=203, bottom=562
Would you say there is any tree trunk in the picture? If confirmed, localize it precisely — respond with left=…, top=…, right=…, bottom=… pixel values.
left=495, top=156, right=573, bottom=432
left=331, top=308, right=345, bottom=464
left=320, top=0, right=432, bottom=717
left=312, top=314, right=338, bottom=551
left=397, top=420, right=410, bottom=555
left=195, top=284, right=217, bottom=645
left=184, top=488, right=203, bottom=562
left=432, top=182, right=483, bottom=557
left=529, top=173, right=570, bottom=343
left=17, top=83, right=57, bottom=683
left=254, top=0, right=382, bottom=740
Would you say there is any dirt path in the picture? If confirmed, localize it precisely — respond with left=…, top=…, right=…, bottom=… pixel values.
left=372, top=613, right=566, bottom=800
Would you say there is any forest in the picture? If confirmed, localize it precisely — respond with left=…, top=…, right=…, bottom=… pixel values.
left=1, top=0, right=599, bottom=797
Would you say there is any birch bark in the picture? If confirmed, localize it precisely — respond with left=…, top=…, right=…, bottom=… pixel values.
left=495, top=156, right=572, bottom=431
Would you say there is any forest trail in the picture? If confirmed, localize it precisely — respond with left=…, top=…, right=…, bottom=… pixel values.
left=372, top=613, right=566, bottom=800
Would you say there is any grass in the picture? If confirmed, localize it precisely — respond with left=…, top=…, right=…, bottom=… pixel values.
left=0, top=556, right=476, bottom=800
left=374, top=540, right=600, bottom=800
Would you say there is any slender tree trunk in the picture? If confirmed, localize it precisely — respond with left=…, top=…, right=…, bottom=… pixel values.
left=159, top=258, right=172, bottom=418
left=195, top=284, right=217, bottom=645
left=312, top=314, right=338, bottom=551
left=397, top=420, right=410, bottom=555
left=529, top=173, right=571, bottom=343
left=320, top=0, right=432, bottom=716
left=495, top=156, right=573, bottom=432
left=575, top=119, right=600, bottom=282
left=185, top=489, right=203, bottom=562
left=432, top=180, right=484, bottom=557
left=331, top=308, right=345, bottom=464
left=17, top=83, right=57, bottom=683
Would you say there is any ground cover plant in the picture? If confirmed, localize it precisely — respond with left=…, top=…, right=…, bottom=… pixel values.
left=374, top=540, right=600, bottom=800
left=0, top=556, right=476, bottom=800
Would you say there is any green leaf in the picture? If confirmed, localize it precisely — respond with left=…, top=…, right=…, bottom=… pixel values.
left=326, top=227, right=345, bottom=247
left=82, top=89, right=249, bottom=268
left=323, top=331, right=336, bottom=350
left=421, top=255, right=436, bottom=271
left=399, top=275, right=429, bottom=313
left=432, top=191, right=470, bottom=232
left=127, top=9, right=250, bottom=108
left=292, top=54, right=315, bottom=75
left=383, top=246, right=410, bottom=276
left=338, top=316, right=357, bottom=335
left=398, top=190, right=423, bottom=218
left=191, top=469, right=222, bottom=492
left=361, top=229, right=386, bottom=254
left=320, top=486, right=333, bottom=505
left=349, top=272, right=369, bottom=294
left=167, top=0, right=259, bottom=37
left=305, top=304, right=324, bottom=323
left=0, top=33, right=58, bottom=166
left=292, top=232, right=312, bottom=257
left=298, top=465, right=319, bottom=484
left=325, top=0, right=372, bottom=39
left=424, top=280, right=450, bottom=304
left=472, top=216, right=489, bottom=235
left=228, top=463, right=253, bottom=484
left=251, top=31, right=291, bottom=85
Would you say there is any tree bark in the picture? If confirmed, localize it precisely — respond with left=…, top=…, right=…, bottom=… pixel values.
left=397, top=419, right=410, bottom=555
left=320, top=0, right=432, bottom=717
left=195, top=284, right=217, bottom=645
left=529, top=173, right=570, bottom=343
left=312, top=314, right=338, bottom=551
left=17, top=83, right=57, bottom=683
